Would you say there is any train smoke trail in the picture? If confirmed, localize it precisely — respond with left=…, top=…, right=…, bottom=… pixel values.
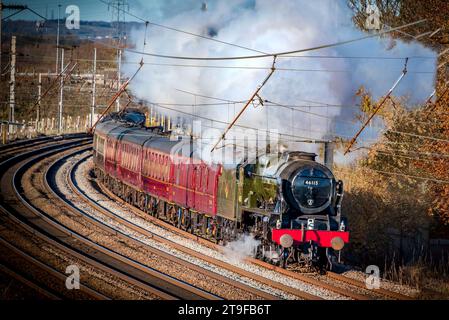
left=222, top=234, right=261, bottom=263
left=122, top=0, right=436, bottom=164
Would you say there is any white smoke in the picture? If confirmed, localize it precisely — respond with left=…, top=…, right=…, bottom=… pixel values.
left=123, top=0, right=436, bottom=163
left=222, top=233, right=261, bottom=263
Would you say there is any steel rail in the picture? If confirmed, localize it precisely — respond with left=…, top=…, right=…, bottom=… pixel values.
left=0, top=235, right=108, bottom=300
left=58, top=150, right=274, bottom=300
left=325, top=271, right=412, bottom=300
left=93, top=165, right=412, bottom=300
left=80, top=155, right=365, bottom=300
left=0, top=138, right=178, bottom=300
left=0, top=138, right=113, bottom=300
left=33, top=147, right=219, bottom=300
left=0, top=262, right=61, bottom=300
left=95, top=178, right=328, bottom=300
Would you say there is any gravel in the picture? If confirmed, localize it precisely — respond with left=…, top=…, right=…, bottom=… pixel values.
left=0, top=215, right=156, bottom=300
left=40, top=152, right=274, bottom=300
left=341, top=269, right=419, bottom=298
left=72, top=155, right=349, bottom=300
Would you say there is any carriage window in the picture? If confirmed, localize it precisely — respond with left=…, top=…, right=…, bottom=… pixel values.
left=155, top=154, right=159, bottom=179
left=159, top=154, right=162, bottom=179
left=124, top=144, right=127, bottom=167
left=160, top=155, right=163, bottom=180
left=150, top=152, right=154, bottom=177
left=165, top=157, right=168, bottom=181
left=164, top=157, right=167, bottom=181
left=167, top=157, right=170, bottom=181
left=147, top=152, right=150, bottom=176
left=134, top=147, right=137, bottom=171
left=131, top=147, right=135, bottom=171
left=133, top=147, right=136, bottom=171
left=147, top=150, right=150, bottom=175
left=161, top=156, right=165, bottom=181
left=154, top=153, right=157, bottom=178
left=127, top=145, right=130, bottom=169
left=204, top=168, right=208, bottom=191
left=144, top=150, right=150, bottom=175
left=127, top=146, right=130, bottom=169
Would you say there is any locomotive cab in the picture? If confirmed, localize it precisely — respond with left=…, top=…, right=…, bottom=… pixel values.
left=245, top=151, right=349, bottom=271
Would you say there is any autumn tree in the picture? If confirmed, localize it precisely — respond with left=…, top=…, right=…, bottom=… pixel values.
left=347, top=0, right=449, bottom=236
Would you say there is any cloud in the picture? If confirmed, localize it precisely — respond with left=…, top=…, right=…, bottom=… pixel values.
left=123, top=0, right=436, bottom=163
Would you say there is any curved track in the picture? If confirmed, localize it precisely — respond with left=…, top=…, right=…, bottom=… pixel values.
left=0, top=137, right=216, bottom=300
left=69, top=155, right=330, bottom=299
left=84, top=152, right=412, bottom=300
left=0, top=136, right=109, bottom=300
left=0, top=136, right=414, bottom=300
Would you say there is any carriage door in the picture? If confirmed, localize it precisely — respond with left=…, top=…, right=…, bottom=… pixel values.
left=187, top=162, right=196, bottom=209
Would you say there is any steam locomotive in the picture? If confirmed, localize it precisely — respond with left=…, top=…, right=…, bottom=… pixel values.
left=92, top=111, right=349, bottom=270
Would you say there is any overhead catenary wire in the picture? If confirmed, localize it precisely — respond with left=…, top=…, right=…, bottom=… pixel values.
left=89, top=59, right=144, bottom=132
left=31, top=61, right=74, bottom=109
left=88, top=18, right=427, bottom=61
left=141, top=100, right=331, bottom=143
left=344, top=58, right=410, bottom=155
left=15, top=55, right=436, bottom=74
left=120, top=95, right=449, bottom=166
left=8, top=10, right=442, bottom=151
left=210, top=56, right=278, bottom=152
left=144, top=101, right=449, bottom=144
left=354, top=147, right=446, bottom=162
left=6, top=68, right=445, bottom=142
left=428, top=85, right=449, bottom=112
left=15, top=53, right=437, bottom=64
left=362, top=168, right=449, bottom=185
left=144, top=100, right=436, bottom=148
left=98, top=0, right=269, bottom=55
left=172, top=90, right=449, bottom=142
left=136, top=102, right=449, bottom=166
left=381, top=148, right=449, bottom=159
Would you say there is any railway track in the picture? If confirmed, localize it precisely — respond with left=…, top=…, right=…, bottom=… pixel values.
left=0, top=137, right=414, bottom=300
left=52, top=149, right=291, bottom=300
left=0, top=137, right=211, bottom=300
left=325, top=271, right=412, bottom=300
left=0, top=256, right=61, bottom=300
left=0, top=235, right=104, bottom=300
left=80, top=153, right=413, bottom=300
left=0, top=135, right=87, bottom=162
left=0, top=137, right=113, bottom=299
left=0, top=135, right=53, bottom=152
left=70, top=153, right=399, bottom=300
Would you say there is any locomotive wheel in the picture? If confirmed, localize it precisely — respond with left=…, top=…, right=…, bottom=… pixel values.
left=316, top=248, right=329, bottom=274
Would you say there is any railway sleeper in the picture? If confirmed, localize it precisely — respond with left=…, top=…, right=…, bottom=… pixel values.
left=96, top=170, right=242, bottom=246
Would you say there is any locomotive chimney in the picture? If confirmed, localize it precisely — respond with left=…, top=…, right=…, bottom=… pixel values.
left=324, top=141, right=334, bottom=170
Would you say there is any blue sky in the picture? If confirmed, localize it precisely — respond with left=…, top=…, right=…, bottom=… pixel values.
left=6, top=0, right=437, bottom=159
left=2, top=0, right=212, bottom=22
left=3, top=0, right=140, bottom=22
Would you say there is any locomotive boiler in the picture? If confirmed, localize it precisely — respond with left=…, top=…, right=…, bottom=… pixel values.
left=92, top=111, right=349, bottom=270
